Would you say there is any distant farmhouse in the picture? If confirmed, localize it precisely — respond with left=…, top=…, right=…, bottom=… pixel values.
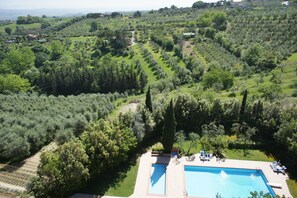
left=183, top=32, right=196, bottom=38
left=282, top=1, right=289, bottom=6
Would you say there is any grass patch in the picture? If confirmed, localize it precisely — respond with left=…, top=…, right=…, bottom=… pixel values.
left=104, top=159, right=140, bottom=196
left=132, top=44, right=158, bottom=83
left=174, top=141, right=202, bottom=156
left=175, top=139, right=274, bottom=162
left=285, top=52, right=297, bottom=63
left=286, top=179, right=297, bottom=198
left=0, top=23, right=41, bottom=33
left=144, top=43, right=175, bottom=78
left=82, top=157, right=139, bottom=197
left=224, top=149, right=274, bottom=162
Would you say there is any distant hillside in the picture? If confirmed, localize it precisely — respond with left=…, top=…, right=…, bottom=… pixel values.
left=0, top=9, right=89, bottom=20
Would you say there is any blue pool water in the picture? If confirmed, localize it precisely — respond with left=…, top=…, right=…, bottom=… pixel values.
left=149, top=163, right=166, bottom=195
left=184, top=166, right=276, bottom=198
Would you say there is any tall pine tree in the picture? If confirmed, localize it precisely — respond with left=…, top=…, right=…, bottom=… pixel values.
left=145, top=86, right=153, bottom=113
left=162, top=99, right=176, bottom=153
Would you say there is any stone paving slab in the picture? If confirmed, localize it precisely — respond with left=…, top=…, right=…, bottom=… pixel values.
left=71, top=194, right=127, bottom=198
left=131, top=152, right=293, bottom=198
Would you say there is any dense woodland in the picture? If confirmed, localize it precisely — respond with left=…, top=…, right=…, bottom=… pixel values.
left=0, top=0, right=297, bottom=197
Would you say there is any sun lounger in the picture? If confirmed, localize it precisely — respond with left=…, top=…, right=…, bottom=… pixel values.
left=273, top=166, right=286, bottom=175
left=267, top=182, right=282, bottom=188
left=205, top=154, right=211, bottom=161
left=200, top=156, right=206, bottom=161
left=199, top=150, right=205, bottom=157
left=270, top=161, right=279, bottom=169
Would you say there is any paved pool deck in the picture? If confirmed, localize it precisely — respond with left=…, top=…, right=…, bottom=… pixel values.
left=131, top=152, right=293, bottom=198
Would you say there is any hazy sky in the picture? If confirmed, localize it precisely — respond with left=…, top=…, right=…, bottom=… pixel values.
left=0, top=0, right=220, bottom=11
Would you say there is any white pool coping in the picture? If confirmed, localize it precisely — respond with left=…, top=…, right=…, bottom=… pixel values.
left=130, top=152, right=293, bottom=198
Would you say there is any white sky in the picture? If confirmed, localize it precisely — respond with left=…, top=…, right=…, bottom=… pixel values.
left=0, top=0, right=222, bottom=11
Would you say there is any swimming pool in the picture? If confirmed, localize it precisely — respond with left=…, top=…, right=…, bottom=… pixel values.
left=184, top=166, right=276, bottom=197
left=149, top=163, right=166, bottom=195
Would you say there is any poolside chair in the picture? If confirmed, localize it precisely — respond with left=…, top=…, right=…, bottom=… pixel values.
left=199, top=150, right=205, bottom=157
left=200, top=156, right=206, bottom=162
left=205, top=154, right=211, bottom=161
left=280, top=169, right=286, bottom=175
left=273, top=167, right=286, bottom=175
left=270, top=161, right=279, bottom=169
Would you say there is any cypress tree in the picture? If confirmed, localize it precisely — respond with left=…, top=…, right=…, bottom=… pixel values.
left=239, top=89, right=248, bottom=123
left=162, top=99, right=176, bottom=153
left=139, top=71, right=148, bottom=93
left=145, top=86, right=153, bottom=113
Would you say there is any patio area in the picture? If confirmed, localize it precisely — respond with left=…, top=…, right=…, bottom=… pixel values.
left=130, top=152, right=292, bottom=198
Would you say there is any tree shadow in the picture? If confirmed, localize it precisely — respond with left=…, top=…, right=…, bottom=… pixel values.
left=150, top=164, right=165, bottom=187
left=79, top=136, right=162, bottom=196
left=259, top=141, right=297, bottom=179
left=81, top=154, right=138, bottom=195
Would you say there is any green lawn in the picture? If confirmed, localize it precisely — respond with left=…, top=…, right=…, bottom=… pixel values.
left=104, top=159, right=140, bottom=196
left=223, top=149, right=274, bottom=162
left=287, top=179, right=297, bottom=198
left=82, top=158, right=140, bottom=197
left=174, top=140, right=274, bottom=162
left=285, top=52, right=297, bottom=63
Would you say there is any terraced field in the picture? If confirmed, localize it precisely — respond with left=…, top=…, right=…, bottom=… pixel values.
left=0, top=142, right=57, bottom=194
left=144, top=43, right=175, bottom=78
left=132, top=44, right=158, bottom=83
left=194, top=39, right=246, bottom=74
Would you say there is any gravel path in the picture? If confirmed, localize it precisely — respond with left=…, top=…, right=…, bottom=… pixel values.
left=119, top=102, right=139, bottom=114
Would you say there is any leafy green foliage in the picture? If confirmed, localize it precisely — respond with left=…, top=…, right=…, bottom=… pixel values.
left=0, top=48, right=35, bottom=75
left=133, top=11, right=142, bottom=18
left=0, top=74, right=31, bottom=93
left=192, top=1, right=208, bottom=9
left=81, top=119, right=137, bottom=175
left=90, top=21, right=98, bottom=32
left=186, top=132, right=200, bottom=155
left=16, top=15, right=42, bottom=24
left=4, top=27, right=12, bottom=35
left=202, top=68, right=234, bottom=90
left=30, top=117, right=137, bottom=197
left=0, top=93, right=120, bottom=160
left=38, top=60, right=146, bottom=95
left=240, top=89, right=248, bottom=123
left=274, top=115, right=297, bottom=156
left=195, top=38, right=246, bottom=75
left=222, top=8, right=297, bottom=62
left=1, top=3, right=297, bottom=196
left=197, top=11, right=227, bottom=31
left=145, top=86, right=153, bottom=112
left=162, top=99, right=176, bottom=153
left=50, top=40, right=64, bottom=60
left=29, top=140, right=90, bottom=197
left=174, top=94, right=209, bottom=134
left=231, top=122, right=257, bottom=156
